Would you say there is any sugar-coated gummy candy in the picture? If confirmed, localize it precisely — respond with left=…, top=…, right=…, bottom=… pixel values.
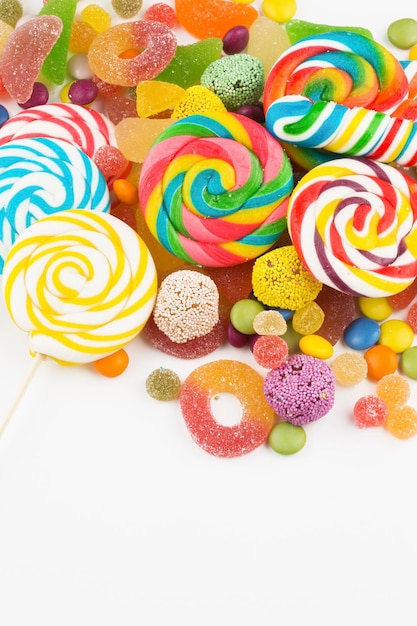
left=94, top=145, right=129, bottom=179
left=175, top=0, right=258, bottom=39
left=155, top=38, right=223, bottom=90
left=343, top=317, right=380, bottom=351
left=358, top=296, right=393, bottom=321
left=201, top=54, right=264, bottom=111
left=314, top=285, right=356, bottom=346
left=144, top=3, right=176, bottom=28
left=0, top=0, right=23, bottom=27
left=223, top=25, right=249, bottom=55
left=400, top=346, right=417, bottom=380
left=115, top=117, right=173, bottom=163
left=205, top=261, right=254, bottom=305
left=285, top=19, right=373, bottom=43
left=136, top=81, right=185, bottom=118
left=331, top=352, right=368, bottom=386
left=268, top=422, right=306, bottom=455
left=263, top=354, right=335, bottom=426
left=299, top=334, right=334, bottom=360
left=364, top=345, right=398, bottom=381
left=406, top=302, right=417, bottom=332
left=291, top=301, right=324, bottom=335
left=172, top=85, right=227, bottom=119
left=387, top=18, right=417, bottom=49
left=0, top=16, right=62, bottom=103
left=88, top=21, right=177, bottom=87
left=230, top=298, right=265, bottom=335
left=385, top=405, right=417, bottom=439
left=69, top=20, right=97, bottom=53
left=353, top=395, right=388, bottom=428
left=179, top=359, right=275, bottom=457
left=253, top=310, right=287, bottom=336
left=93, top=349, right=129, bottom=377
left=146, top=367, right=182, bottom=401
left=388, top=278, right=417, bottom=310
left=0, top=20, right=13, bottom=53
left=247, top=16, right=291, bottom=76
left=378, top=319, right=414, bottom=354
left=39, top=0, right=77, bottom=85
left=376, top=374, right=411, bottom=409
left=104, top=95, right=138, bottom=125
left=81, top=4, right=111, bottom=33
left=252, top=334, right=288, bottom=369
left=262, top=0, right=296, bottom=24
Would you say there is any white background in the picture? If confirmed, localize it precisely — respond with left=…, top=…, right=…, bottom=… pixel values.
left=1, top=1, right=417, bottom=625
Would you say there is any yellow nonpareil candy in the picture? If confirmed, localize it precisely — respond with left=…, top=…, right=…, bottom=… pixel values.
left=136, top=81, right=185, bottom=118
left=262, top=0, right=296, bottom=24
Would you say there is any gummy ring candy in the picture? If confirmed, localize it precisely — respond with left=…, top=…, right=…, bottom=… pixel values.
left=179, top=359, right=275, bottom=457
left=2, top=209, right=157, bottom=364
left=263, top=31, right=408, bottom=113
left=139, top=111, right=293, bottom=267
left=88, top=20, right=177, bottom=87
left=287, top=157, right=417, bottom=297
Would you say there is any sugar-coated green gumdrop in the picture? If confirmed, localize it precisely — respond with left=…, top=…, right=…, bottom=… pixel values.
left=39, top=0, right=77, bottom=84
left=387, top=18, right=417, bottom=49
left=268, top=422, right=306, bottom=455
left=155, top=38, right=223, bottom=89
left=285, top=19, right=373, bottom=43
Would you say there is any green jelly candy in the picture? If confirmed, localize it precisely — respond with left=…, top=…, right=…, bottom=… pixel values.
left=285, top=19, right=373, bottom=44
left=400, top=346, right=417, bottom=380
left=387, top=18, right=417, bottom=49
left=39, top=0, right=77, bottom=84
left=230, top=298, right=265, bottom=335
left=155, top=38, right=223, bottom=89
left=268, top=422, right=307, bottom=455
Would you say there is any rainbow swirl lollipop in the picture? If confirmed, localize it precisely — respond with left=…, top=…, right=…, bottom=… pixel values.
left=2, top=209, right=157, bottom=364
left=0, top=137, right=110, bottom=273
left=264, top=31, right=408, bottom=114
left=287, top=157, right=417, bottom=297
left=138, top=112, right=293, bottom=267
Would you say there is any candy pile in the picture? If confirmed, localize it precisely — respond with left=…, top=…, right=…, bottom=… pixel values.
left=1, top=1, right=417, bottom=456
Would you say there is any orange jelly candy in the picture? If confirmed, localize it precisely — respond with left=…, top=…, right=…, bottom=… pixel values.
left=175, top=0, right=258, bottom=39
left=88, top=20, right=177, bottom=86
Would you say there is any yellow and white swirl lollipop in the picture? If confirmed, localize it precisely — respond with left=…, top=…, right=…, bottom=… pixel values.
left=2, top=209, right=157, bottom=364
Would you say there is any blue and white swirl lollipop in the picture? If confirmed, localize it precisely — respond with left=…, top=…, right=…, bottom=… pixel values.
left=0, top=137, right=110, bottom=273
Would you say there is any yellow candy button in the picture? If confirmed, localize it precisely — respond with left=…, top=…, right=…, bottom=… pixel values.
left=357, top=296, right=393, bottom=321
left=262, top=0, right=297, bottom=23
left=299, top=334, right=334, bottom=360
left=378, top=319, right=414, bottom=353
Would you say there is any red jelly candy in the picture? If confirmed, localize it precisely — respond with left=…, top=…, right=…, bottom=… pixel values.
left=315, top=284, right=356, bottom=345
left=387, top=278, right=417, bottom=310
left=353, top=395, right=388, bottom=428
left=252, top=334, right=289, bottom=369
left=175, top=0, right=258, bottom=39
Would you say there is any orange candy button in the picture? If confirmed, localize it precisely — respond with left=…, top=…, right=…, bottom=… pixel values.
left=364, top=344, right=398, bottom=381
left=93, top=349, right=130, bottom=377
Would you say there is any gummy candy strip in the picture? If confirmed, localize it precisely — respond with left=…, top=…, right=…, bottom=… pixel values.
left=2, top=209, right=157, bottom=364
left=179, top=359, right=275, bottom=457
left=287, top=157, right=417, bottom=298
left=138, top=112, right=293, bottom=268
left=265, top=94, right=417, bottom=167
left=263, top=31, right=409, bottom=114
left=0, top=137, right=110, bottom=273
left=0, top=103, right=116, bottom=160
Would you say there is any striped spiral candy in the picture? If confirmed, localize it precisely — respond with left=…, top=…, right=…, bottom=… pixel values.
left=287, top=158, right=417, bottom=298
left=138, top=112, right=293, bottom=267
left=263, top=31, right=408, bottom=114
left=265, top=95, right=417, bottom=167
left=0, top=137, right=110, bottom=273
left=0, top=103, right=116, bottom=158
left=2, top=209, right=157, bottom=364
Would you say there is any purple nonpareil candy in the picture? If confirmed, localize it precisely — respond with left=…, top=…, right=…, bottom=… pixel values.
left=263, top=354, right=335, bottom=425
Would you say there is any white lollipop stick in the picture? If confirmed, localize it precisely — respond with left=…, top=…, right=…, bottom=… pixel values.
left=0, top=353, right=44, bottom=438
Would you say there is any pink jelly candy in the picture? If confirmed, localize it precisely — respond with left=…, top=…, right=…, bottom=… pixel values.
left=0, top=16, right=63, bottom=103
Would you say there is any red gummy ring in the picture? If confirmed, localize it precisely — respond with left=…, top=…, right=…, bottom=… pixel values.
left=88, top=21, right=177, bottom=87
left=179, top=360, right=275, bottom=457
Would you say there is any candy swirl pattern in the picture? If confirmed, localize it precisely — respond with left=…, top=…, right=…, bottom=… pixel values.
left=265, top=95, right=417, bottom=166
left=0, top=103, right=116, bottom=158
left=287, top=157, right=417, bottom=298
left=0, top=137, right=110, bottom=273
left=138, top=112, right=293, bottom=267
left=263, top=31, right=408, bottom=114
left=2, top=209, right=157, bottom=364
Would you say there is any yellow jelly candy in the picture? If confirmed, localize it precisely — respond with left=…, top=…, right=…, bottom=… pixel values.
left=385, top=405, right=417, bottom=439
left=69, top=20, right=97, bottom=54
left=0, top=19, right=13, bottom=54
left=115, top=117, right=174, bottom=163
left=81, top=4, right=112, bottom=33
left=136, top=81, right=185, bottom=118
left=247, top=16, right=291, bottom=76
left=262, top=0, right=296, bottom=24
left=299, top=334, right=334, bottom=360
